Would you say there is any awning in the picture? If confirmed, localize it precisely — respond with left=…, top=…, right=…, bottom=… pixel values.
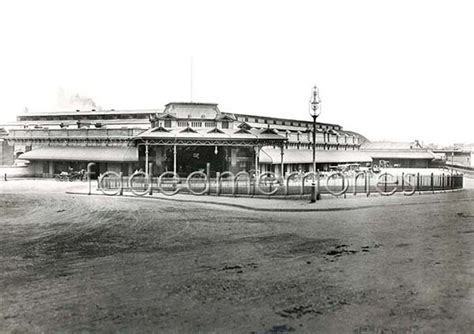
left=362, top=150, right=436, bottom=160
left=18, top=146, right=138, bottom=162
left=260, top=148, right=372, bottom=164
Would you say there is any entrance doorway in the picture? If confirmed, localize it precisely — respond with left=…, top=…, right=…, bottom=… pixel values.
left=165, top=146, right=228, bottom=177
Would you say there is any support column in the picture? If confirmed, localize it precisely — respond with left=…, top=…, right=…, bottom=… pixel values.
left=173, top=145, right=177, bottom=175
left=145, top=142, right=149, bottom=175
left=49, top=161, right=54, bottom=177
left=154, top=146, right=164, bottom=174
left=230, top=147, right=238, bottom=174
left=254, top=146, right=260, bottom=176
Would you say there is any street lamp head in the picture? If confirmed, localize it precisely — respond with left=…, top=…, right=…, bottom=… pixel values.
left=309, top=85, right=321, bottom=117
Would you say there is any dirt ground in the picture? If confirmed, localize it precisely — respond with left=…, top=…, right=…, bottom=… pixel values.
left=1, top=180, right=473, bottom=333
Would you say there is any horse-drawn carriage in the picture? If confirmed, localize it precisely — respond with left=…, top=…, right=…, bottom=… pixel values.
left=54, top=169, right=86, bottom=182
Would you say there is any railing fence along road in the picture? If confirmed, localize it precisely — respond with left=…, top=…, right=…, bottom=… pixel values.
left=97, top=170, right=464, bottom=198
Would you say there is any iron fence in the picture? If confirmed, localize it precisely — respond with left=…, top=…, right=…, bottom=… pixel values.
left=98, top=171, right=464, bottom=198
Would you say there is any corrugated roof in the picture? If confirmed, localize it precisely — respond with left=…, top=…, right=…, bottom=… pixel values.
left=18, top=146, right=138, bottom=162
left=363, top=150, right=436, bottom=160
left=260, top=148, right=372, bottom=164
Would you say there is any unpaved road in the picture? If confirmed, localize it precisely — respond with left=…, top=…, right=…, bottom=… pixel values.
left=1, top=181, right=473, bottom=333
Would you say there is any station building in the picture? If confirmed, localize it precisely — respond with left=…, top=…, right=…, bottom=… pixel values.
left=2, top=102, right=377, bottom=178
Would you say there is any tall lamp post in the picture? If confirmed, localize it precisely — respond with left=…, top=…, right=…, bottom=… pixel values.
left=309, top=85, right=321, bottom=203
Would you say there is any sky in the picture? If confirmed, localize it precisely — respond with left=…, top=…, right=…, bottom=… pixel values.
left=0, top=0, right=473, bottom=145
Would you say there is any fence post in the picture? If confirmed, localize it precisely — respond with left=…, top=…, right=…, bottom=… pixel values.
left=431, top=173, right=434, bottom=193
left=343, top=175, right=346, bottom=199
left=4, top=173, right=6, bottom=181
left=441, top=173, right=445, bottom=192
left=216, top=172, right=221, bottom=196
left=366, top=172, right=371, bottom=197
left=206, top=163, right=211, bottom=195
left=119, top=172, right=124, bottom=196
left=252, top=174, right=256, bottom=197
left=417, top=173, right=420, bottom=195
left=149, top=174, right=153, bottom=195
left=401, top=172, right=405, bottom=192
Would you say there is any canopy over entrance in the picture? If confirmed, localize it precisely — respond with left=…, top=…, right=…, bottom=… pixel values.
left=134, top=125, right=287, bottom=176
left=133, top=126, right=286, bottom=147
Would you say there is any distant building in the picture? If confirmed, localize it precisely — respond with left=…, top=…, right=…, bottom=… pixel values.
left=360, top=141, right=437, bottom=168
left=431, top=147, right=473, bottom=168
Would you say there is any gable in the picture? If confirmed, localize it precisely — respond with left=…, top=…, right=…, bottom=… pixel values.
left=208, top=127, right=225, bottom=134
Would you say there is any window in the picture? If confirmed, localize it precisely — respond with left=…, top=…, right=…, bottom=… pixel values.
left=191, top=121, right=202, bottom=127
left=164, top=119, right=172, bottom=128
left=205, top=122, right=215, bottom=127
left=222, top=121, right=229, bottom=129
left=245, top=117, right=248, bottom=122
left=178, top=121, right=188, bottom=127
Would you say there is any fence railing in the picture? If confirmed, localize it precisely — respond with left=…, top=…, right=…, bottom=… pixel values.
left=98, top=171, right=464, bottom=198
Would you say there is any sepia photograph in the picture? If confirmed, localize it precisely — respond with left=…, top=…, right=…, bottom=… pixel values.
left=1, top=1, right=473, bottom=333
